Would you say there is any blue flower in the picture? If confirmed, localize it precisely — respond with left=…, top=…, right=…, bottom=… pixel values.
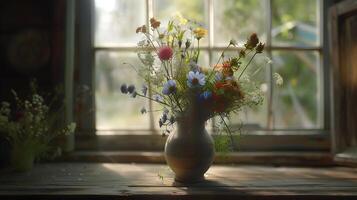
left=127, top=84, right=136, bottom=94
left=120, top=84, right=128, bottom=94
left=162, top=80, right=177, bottom=95
left=215, top=72, right=223, bottom=81
left=199, top=91, right=212, bottom=101
left=187, top=71, right=205, bottom=88
left=153, top=94, right=164, bottom=102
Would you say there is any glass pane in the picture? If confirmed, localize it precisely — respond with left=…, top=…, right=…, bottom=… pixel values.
left=213, top=0, right=267, bottom=46
left=272, top=0, right=319, bottom=46
left=95, top=51, right=150, bottom=131
left=94, top=0, right=146, bottom=46
left=272, top=51, right=321, bottom=129
left=153, top=0, right=209, bottom=46
left=211, top=51, right=269, bottom=129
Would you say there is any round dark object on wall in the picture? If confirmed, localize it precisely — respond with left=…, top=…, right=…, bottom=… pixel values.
left=7, top=29, right=50, bottom=74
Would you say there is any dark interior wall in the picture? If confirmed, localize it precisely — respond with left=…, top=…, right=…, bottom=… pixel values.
left=0, top=0, right=66, bottom=167
left=0, top=0, right=66, bottom=100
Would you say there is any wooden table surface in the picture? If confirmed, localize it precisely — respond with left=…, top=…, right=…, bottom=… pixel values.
left=1, top=163, right=357, bottom=199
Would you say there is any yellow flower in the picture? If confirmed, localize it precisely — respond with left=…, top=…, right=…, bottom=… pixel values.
left=166, top=35, right=174, bottom=44
left=193, top=27, right=208, bottom=39
left=174, top=12, right=188, bottom=25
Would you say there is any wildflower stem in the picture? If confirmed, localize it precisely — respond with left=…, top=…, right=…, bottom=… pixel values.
left=214, top=43, right=231, bottom=70
left=173, top=95, right=183, bottom=112
left=219, top=114, right=235, bottom=150
left=162, top=62, right=171, bottom=80
left=207, top=43, right=232, bottom=81
left=135, top=93, right=170, bottom=107
left=196, top=39, right=200, bottom=63
left=238, top=52, right=258, bottom=80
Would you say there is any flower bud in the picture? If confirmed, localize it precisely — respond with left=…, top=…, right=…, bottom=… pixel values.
left=185, top=39, right=191, bottom=49
left=128, top=85, right=136, bottom=94
left=245, top=33, right=259, bottom=50
left=256, top=42, right=265, bottom=53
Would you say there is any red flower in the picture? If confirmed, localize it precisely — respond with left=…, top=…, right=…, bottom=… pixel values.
left=158, top=46, right=173, bottom=60
left=212, top=92, right=226, bottom=113
left=215, top=82, right=225, bottom=90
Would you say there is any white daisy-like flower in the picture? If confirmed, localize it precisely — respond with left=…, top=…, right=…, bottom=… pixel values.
left=162, top=80, right=177, bottom=95
left=187, top=71, right=206, bottom=88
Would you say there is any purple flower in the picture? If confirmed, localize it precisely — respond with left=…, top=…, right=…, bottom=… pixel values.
left=162, top=80, right=177, bottom=95
left=187, top=71, right=205, bottom=88
left=120, top=84, right=128, bottom=94
left=153, top=94, right=164, bottom=102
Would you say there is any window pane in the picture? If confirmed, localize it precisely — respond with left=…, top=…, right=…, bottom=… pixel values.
left=271, top=0, right=319, bottom=46
left=95, top=51, right=150, bottom=131
left=153, top=0, right=209, bottom=46
left=272, top=51, right=321, bottom=129
left=211, top=51, right=269, bottom=129
left=94, top=0, right=146, bottom=46
left=213, top=0, right=267, bottom=46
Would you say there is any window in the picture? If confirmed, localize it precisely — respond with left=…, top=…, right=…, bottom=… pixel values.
left=82, top=0, right=329, bottom=151
left=94, top=0, right=325, bottom=131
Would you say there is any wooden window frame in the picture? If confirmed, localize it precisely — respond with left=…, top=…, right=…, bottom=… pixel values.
left=329, top=0, right=357, bottom=165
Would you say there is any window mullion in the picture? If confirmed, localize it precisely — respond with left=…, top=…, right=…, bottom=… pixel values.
left=146, top=0, right=156, bottom=132
left=266, top=0, right=274, bottom=130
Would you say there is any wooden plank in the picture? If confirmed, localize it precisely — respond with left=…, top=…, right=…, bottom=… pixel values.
left=0, top=163, right=357, bottom=199
left=75, top=133, right=330, bottom=151
left=59, top=151, right=334, bottom=166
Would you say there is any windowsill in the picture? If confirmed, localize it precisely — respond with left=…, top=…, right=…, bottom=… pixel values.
left=60, top=151, right=335, bottom=166
left=1, top=163, right=357, bottom=199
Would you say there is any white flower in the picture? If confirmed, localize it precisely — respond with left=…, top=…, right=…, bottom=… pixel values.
left=273, top=73, right=283, bottom=86
left=260, top=83, right=268, bottom=93
left=187, top=71, right=206, bottom=88
left=162, top=80, right=177, bottom=95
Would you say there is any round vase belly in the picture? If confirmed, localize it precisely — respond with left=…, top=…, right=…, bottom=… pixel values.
left=164, top=117, right=215, bottom=183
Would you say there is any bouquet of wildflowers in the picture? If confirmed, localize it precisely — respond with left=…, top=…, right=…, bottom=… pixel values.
left=121, top=15, right=270, bottom=144
left=0, top=81, right=76, bottom=163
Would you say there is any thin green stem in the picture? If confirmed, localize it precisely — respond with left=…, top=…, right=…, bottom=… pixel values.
left=196, top=39, right=200, bottom=63
left=219, top=114, right=235, bottom=150
left=238, top=52, right=258, bottom=80
left=135, top=93, right=170, bottom=107
left=173, top=94, right=183, bottom=112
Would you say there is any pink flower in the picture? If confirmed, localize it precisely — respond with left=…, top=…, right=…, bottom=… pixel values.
left=158, top=46, right=173, bottom=60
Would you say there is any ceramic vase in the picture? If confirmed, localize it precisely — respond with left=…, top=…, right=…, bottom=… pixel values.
left=164, top=115, right=215, bottom=183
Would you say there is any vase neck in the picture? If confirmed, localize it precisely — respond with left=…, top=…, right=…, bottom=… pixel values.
left=176, top=115, right=206, bottom=136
